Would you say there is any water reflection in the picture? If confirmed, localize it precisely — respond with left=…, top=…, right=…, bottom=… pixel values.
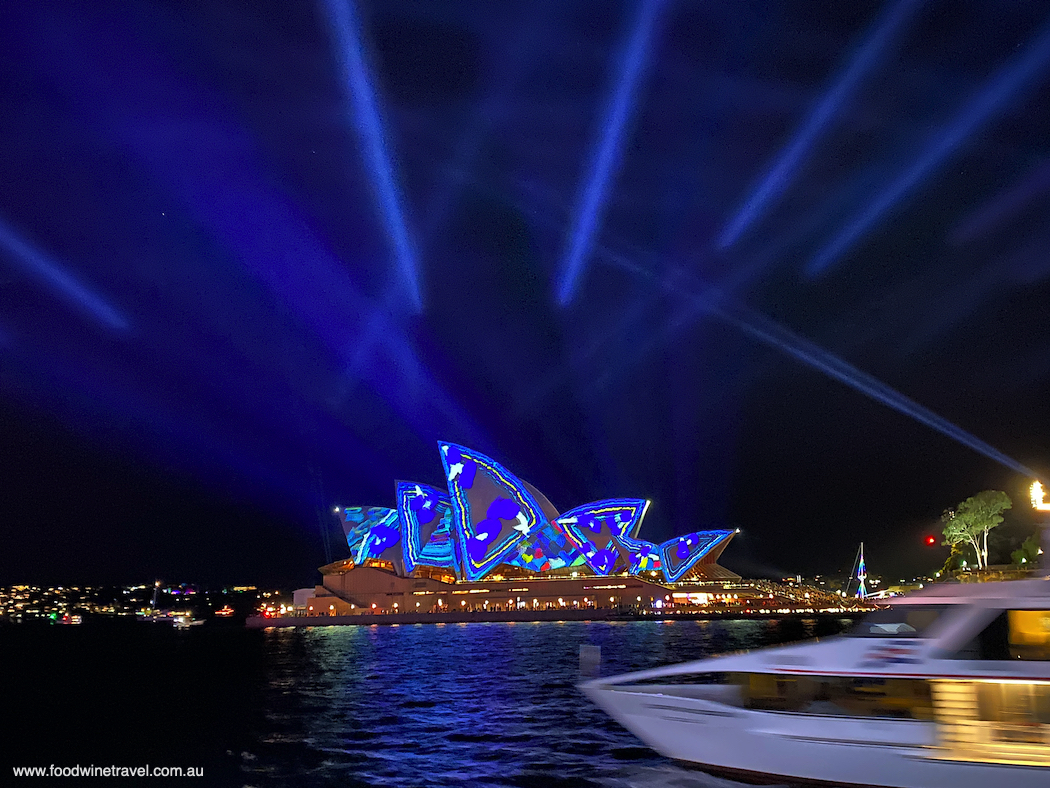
left=244, top=618, right=849, bottom=786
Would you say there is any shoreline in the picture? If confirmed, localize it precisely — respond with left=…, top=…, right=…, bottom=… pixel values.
left=246, top=608, right=867, bottom=628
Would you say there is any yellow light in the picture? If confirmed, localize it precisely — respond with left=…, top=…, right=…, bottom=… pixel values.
left=1031, top=481, right=1050, bottom=511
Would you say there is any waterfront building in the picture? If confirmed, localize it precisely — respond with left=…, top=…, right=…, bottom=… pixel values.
left=294, top=442, right=799, bottom=617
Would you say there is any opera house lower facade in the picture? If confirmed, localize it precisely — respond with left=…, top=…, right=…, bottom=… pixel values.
left=296, top=442, right=743, bottom=617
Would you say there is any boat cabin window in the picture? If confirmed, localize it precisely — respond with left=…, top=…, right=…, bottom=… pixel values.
left=975, top=682, right=1050, bottom=731
left=847, top=606, right=946, bottom=638
left=952, top=610, right=1050, bottom=661
left=734, top=673, right=934, bottom=720
left=1007, top=610, right=1050, bottom=660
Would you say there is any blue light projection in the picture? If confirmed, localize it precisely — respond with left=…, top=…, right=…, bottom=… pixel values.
left=339, top=446, right=743, bottom=582
left=0, top=215, right=130, bottom=332
left=718, top=0, right=922, bottom=248
left=506, top=521, right=586, bottom=573
left=438, top=442, right=548, bottom=582
left=615, top=532, right=663, bottom=575
left=659, top=530, right=735, bottom=582
left=807, top=13, right=1050, bottom=276
left=318, top=0, right=423, bottom=311
left=557, top=499, right=649, bottom=576
left=342, top=506, right=403, bottom=574
left=395, top=481, right=459, bottom=576
left=555, top=0, right=667, bottom=306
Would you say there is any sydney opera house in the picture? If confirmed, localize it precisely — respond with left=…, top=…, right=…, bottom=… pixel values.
left=296, top=442, right=742, bottom=616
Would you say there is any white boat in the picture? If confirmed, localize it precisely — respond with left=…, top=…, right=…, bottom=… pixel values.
left=172, top=614, right=204, bottom=629
left=581, top=579, right=1050, bottom=787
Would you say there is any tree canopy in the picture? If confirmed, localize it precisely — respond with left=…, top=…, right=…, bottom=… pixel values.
left=1011, top=535, right=1040, bottom=567
left=941, top=490, right=1012, bottom=570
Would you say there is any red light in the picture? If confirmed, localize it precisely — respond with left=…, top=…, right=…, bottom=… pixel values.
left=925, top=536, right=937, bottom=546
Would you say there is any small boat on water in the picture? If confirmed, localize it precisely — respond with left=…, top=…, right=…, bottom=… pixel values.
left=172, top=614, right=204, bottom=629
left=582, top=578, right=1050, bottom=787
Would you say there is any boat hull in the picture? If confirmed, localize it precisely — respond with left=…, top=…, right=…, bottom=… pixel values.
left=581, top=682, right=1050, bottom=788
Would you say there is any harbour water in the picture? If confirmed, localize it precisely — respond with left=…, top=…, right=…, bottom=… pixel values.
left=3, top=617, right=852, bottom=786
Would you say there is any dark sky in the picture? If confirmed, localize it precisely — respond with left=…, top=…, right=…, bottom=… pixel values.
left=1, top=0, right=1049, bottom=588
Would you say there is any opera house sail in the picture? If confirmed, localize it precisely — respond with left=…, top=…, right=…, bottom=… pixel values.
left=302, top=442, right=738, bottom=616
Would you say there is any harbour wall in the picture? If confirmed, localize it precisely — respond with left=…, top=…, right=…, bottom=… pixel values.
left=246, top=609, right=866, bottom=628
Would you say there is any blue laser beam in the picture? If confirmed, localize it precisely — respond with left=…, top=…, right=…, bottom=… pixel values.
left=0, top=215, right=130, bottom=332
left=497, top=166, right=1035, bottom=478
left=583, top=158, right=893, bottom=395
left=319, top=0, right=423, bottom=312
left=585, top=245, right=1035, bottom=478
left=712, top=303, right=1037, bottom=477
left=719, top=0, right=922, bottom=249
left=949, top=158, right=1050, bottom=245
left=808, top=12, right=1050, bottom=277
left=555, top=0, right=667, bottom=306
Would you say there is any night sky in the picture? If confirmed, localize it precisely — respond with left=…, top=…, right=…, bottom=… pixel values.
left=2, top=1, right=1049, bottom=589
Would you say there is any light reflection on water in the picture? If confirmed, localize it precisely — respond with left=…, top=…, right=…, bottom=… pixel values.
left=243, top=618, right=849, bottom=787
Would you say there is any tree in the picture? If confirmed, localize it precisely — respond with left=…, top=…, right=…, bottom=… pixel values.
left=941, top=490, right=1012, bottom=570
left=1011, top=534, right=1041, bottom=568
left=940, top=540, right=976, bottom=576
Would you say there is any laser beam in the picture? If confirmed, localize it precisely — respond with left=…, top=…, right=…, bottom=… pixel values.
left=949, top=158, right=1050, bottom=245
left=319, top=0, right=423, bottom=311
left=808, top=12, right=1050, bottom=276
left=555, top=0, right=667, bottom=306
left=0, top=215, right=130, bottom=332
left=719, top=0, right=921, bottom=249
left=584, top=245, right=1035, bottom=478
left=710, top=302, right=1036, bottom=477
